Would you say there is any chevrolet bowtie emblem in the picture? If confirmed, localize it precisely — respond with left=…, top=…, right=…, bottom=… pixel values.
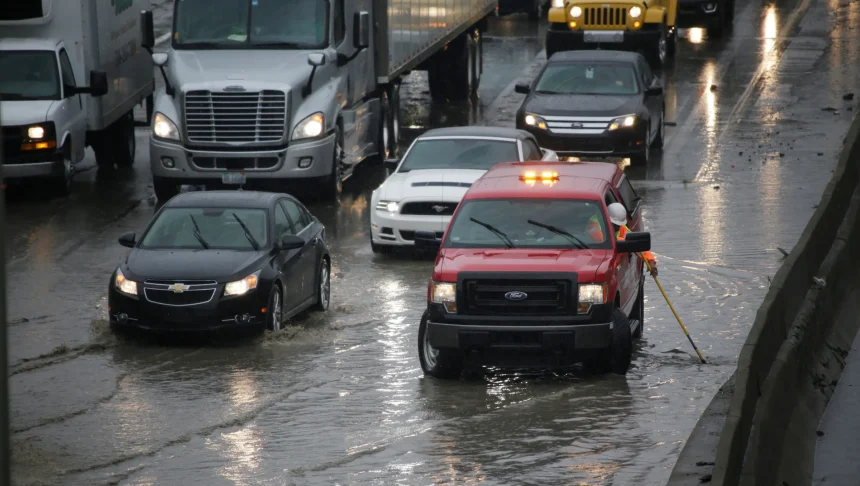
left=168, top=283, right=190, bottom=293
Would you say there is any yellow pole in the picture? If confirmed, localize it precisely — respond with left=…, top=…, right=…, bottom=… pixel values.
left=644, top=259, right=706, bottom=364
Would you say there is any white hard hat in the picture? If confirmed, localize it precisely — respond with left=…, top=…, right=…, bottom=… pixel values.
left=608, top=203, right=628, bottom=226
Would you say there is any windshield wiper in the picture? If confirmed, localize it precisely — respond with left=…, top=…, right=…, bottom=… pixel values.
left=188, top=215, right=210, bottom=249
left=232, top=213, right=260, bottom=250
left=250, top=41, right=314, bottom=48
left=470, top=218, right=516, bottom=249
left=0, top=92, right=27, bottom=100
left=175, top=41, right=233, bottom=49
left=527, top=220, right=589, bottom=249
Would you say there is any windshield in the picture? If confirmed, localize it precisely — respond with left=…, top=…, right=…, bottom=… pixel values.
left=174, top=0, right=328, bottom=49
left=443, top=198, right=612, bottom=249
left=534, top=62, right=639, bottom=96
left=0, top=51, right=60, bottom=101
left=398, top=139, right=520, bottom=172
left=140, top=208, right=269, bottom=250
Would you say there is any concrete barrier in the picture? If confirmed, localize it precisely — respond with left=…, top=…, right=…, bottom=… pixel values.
left=706, top=112, right=860, bottom=485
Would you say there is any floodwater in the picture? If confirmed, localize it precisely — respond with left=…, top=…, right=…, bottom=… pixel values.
left=5, top=0, right=860, bottom=483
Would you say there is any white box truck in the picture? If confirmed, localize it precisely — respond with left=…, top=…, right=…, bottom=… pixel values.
left=0, top=0, right=155, bottom=194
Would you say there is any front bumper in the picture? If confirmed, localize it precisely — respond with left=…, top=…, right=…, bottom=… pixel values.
left=545, top=25, right=661, bottom=56
left=370, top=209, right=448, bottom=247
left=519, top=123, right=648, bottom=157
left=149, top=132, right=336, bottom=185
left=677, top=0, right=722, bottom=27
left=1, top=150, right=64, bottom=181
left=108, top=284, right=270, bottom=332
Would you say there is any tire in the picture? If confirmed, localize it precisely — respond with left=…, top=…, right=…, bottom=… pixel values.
left=266, top=284, right=284, bottom=332
left=388, top=81, right=401, bottom=157
left=313, top=257, right=331, bottom=312
left=418, top=310, right=464, bottom=379
left=153, top=176, right=180, bottom=201
left=652, top=107, right=665, bottom=149
left=646, top=23, right=668, bottom=68
left=318, top=126, right=343, bottom=201
left=630, top=279, right=645, bottom=339
left=49, top=144, right=73, bottom=196
left=92, top=135, right=113, bottom=170
left=593, top=308, right=634, bottom=375
left=112, top=111, right=136, bottom=168
left=667, top=27, right=678, bottom=58
left=378, top=89, right=391, bottom=160
left=630, top=126, right=650, bottom=166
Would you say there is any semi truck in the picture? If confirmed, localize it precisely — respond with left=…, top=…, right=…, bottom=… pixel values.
left=144, top=0, right=497, bottom=201
left=0, top=0, right=155, bottom=195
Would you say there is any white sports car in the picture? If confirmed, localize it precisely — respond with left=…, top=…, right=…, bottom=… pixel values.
left=370, top=126, right=558, bottom=252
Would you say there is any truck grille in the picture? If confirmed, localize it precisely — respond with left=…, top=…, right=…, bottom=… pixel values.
left=582, top=7, right=627, bottom=27
left=400, top=202, right=457, bottom=216
left=184, top=90, right=287, bottom=143
left=462, top=278, right=572, bottom=316
left=1, top=126, right=23, bottom=160
left=191, top=156, right=280, bottom=171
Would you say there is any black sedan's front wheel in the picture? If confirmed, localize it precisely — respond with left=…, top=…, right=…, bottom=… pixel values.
left=313, top=257, right=331, bottom=312
left=266, top=284, right=284, bottom=332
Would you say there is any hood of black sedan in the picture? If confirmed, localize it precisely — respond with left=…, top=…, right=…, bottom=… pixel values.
left=124, top=249, right=269, bottom=282
left=522, top=93, right=643, bottom=117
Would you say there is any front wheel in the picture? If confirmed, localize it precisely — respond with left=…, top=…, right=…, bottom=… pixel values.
left=630, top=280, right=645, bottom=339
left=652, top=108, right=665, bottom=148
left=49, top=145, right=73, bottom=196
left=630, top=126, right=650, bottom=166
left=646, top=24, right=668, bottom=67
left=112, top=111, right=136, bottom=168
left=318, top=127, right=343, bottom=201
left=418, top=311, right=464, bottom=379
left=592, top=308, right=633, bottom=375
left=266, top=284, right=284, bottom=332
left=313, top=257, right=331, bottom=312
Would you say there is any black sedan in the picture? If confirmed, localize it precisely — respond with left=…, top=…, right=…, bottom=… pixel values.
left=109, top=191, right=330, bottom=333
left=515, top=50, right=665, bottom=165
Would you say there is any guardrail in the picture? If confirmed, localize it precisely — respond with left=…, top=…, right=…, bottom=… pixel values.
left=711, top=112, right=860, bottom=484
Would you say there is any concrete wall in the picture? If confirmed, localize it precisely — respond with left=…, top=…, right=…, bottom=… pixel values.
left=707, top=112, right=860, bottom=485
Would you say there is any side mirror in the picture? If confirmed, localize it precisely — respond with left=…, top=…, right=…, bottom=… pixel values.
left=140, top=10, right=155, bottom=49
left=414, top=231, right=441, bottom=251
left=87, top=70, right=109, bottom=96
left=118, top=232, right=136, bottom=248
left=616, top=231, right=651, bottom=253
left=307, top=53, right=325, bottom=67
left=279, top=234, right=305, bottom=250
left=383, top=158, right=399, bottom=170
left=514, top=82, right=530, bottom=94
left=354, top=11, right=370, bottom=49
left=646, top=86, right=663, bottom=96
left=152, top=52, right=168, bottom=67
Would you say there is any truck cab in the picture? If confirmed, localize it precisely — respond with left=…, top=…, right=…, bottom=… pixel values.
left=414, top=161, right=652, bottom=378
left=546, top=0, right=678, bottom=67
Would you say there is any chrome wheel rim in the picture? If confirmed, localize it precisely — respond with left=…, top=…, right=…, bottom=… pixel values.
left=382, top=111, right=390, bottom=159
left=334, top=136, right=343, bottom=193
left=423, top=325, right=439, bottom=368
left=659, top=31, right=667, bottom=64
left=319, top=263, right=330, bottom=309
left=271, top=290, right=282, bottom=331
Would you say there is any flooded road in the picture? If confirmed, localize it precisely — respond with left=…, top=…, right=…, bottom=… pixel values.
left=6, top=1, right=860, bottom=484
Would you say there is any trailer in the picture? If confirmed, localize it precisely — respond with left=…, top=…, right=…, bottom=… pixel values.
left=144, top=0, right=497, bottom=201
left=0, top=0, right=155, bottom=194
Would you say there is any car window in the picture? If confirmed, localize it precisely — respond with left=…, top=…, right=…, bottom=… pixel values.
left=398, top=139, right=519, bottom=172
left=616, top=177, right=641, bottom=214
left=534, top=62, right=639, bottom=95
left=638, top=57, right=654, bottom=86
left=333, top=0, right=345, bottom=45
left=443, top=198, right=612, bottom=250
left=523, top=139, right=542, bottom=160
left=0, top=51, right=60, bottom=100
left=281, top=200, right=308, bottom=234
left=140, top=207, right=268, bottom=250
left=58, top=49, right=76, bottom=90
left=604, top=189, right=620, bottom=207
left=274, top=203, right=292, bottom=236
left=299, top=205, right=313, bottom=227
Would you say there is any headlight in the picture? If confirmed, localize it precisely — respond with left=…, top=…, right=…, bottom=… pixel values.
left=552, top=0, right=565, bottom=8
left=114, top=268, right=138, bottom=296
left=375, top=200, right=399, bottom=213
left=292, top=112, right=325, bottom=140
left=431, top=281, right=457, bottom=313
left=28, top=126, right=45, bottom=139
left=629, top=6, right=642, bottom=18
left=570, top=6, right=582, bottom=18
left=152, top=112, right=180, bottom=141
left=608, top=115, right=636, bottom=131
left=578, top=283, right=606, bottom=314
left=224, top=270, right=261, bottom=297
left=523, top=113, right=548, bottom=130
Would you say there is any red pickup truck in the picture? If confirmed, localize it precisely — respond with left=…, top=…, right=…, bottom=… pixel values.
left=414, top=161, right=652, bottom=378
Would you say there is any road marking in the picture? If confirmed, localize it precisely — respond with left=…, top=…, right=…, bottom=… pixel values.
left=155, top=32, right=171, bottom=46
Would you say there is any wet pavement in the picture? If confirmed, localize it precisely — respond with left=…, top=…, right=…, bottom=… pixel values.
left=5, top=1, right=860, bottom=484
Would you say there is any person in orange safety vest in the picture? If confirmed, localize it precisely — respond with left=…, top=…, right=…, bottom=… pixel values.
left=587, top=203, right=658, bottom=277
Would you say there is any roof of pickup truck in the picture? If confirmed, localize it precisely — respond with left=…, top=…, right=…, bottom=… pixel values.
left=463, top=161, right=620, bottom=200
left=0, top=38, right=60, bottom=51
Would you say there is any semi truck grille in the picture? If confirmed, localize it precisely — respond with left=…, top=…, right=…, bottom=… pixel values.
left=462, top=278, right=572, bottom=316
left=184, top=90, right=287, bottom=143
left=191, top=156, right=280, bottom=171
left=582, top=7, right=627, bottom=27
left=400, top=202, right=457, bottom=216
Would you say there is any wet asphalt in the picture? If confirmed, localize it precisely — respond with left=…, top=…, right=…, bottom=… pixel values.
left=5, top=0, right=860, bottom=484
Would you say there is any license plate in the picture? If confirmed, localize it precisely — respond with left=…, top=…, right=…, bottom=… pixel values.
left=222, top=172, right=246, bottom=185
left=584, top=30, right=624, bottom=43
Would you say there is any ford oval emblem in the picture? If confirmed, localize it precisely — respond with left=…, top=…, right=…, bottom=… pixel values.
left=505, top=291, right=528, bottom=301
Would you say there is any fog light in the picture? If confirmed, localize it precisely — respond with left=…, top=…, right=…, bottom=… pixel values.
left=118, top=313, right=128, bottom=324
left=236, top=313, right=252, bottom=324
left=569, top=21, right=576, bottom=28
left=298, top=157, right=313, bottom=168
left=703, top=2, right=717, bottom=12
left=633, top=20, right=641, bottom=28
left=161, top=157, right=175, bottom=168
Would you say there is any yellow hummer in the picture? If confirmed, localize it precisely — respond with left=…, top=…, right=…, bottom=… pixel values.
left=545, top=0, right=678, bottom=67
